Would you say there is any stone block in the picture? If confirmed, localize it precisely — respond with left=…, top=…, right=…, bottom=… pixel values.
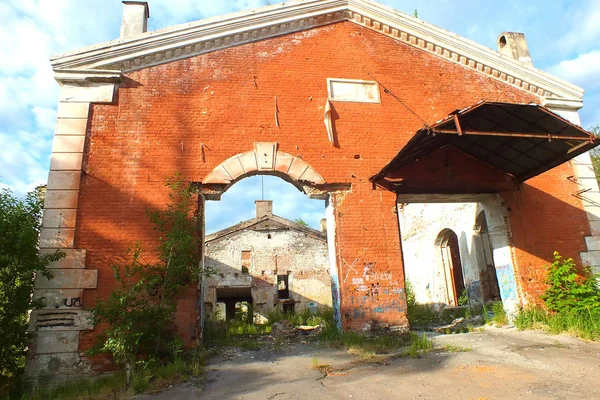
left=585, top=237, right=600, bottom=251
left=204, top=166, right=232, bottom=184
left=56, top=102, right=90, bottom=119
left=580, top=250, right=600, bottom=266
left=35, top=269, right=97, bottom=289
left=44, top=190, right=79, bottom=209
left=572, top=163, right=597, bottom=180
left=30, top=310, right=93, bottom=331
left=50, top=153, right=84, bottom=171
left=39, top=228, right=75, bottom=248
left=47, top=171, right=81, bottom=190
left=40, top=249, right=87, bottom=269
left=35, top=331, right=79, bottom=354
left=42, top=209, right=77, bottom=228
left=573, top=152, right=594, bottom=166
left=24, top=352, right=90, bottom=378
left=254, top=142, right=278, bottom=170
left=222, top=156, right=245, bottom=180
left=298, top=166, right=325, bottom=184
left=33, top=289, right=84, bottom=309
left=585, top=206, right=600, bottom=221
left=288, top=157, right=310, bottom=181
left=51, top=135, right=86, bottom=153
left=580, top=191, right=600, bottom=207
left=59, top=84, right=115, bottom=103
left=239, top=151, right=258, bottom=173
left=275, top=153, right=294, bottom=174
left=590, top=221, right=600, bottom=236
left=54, top=118, right=88, bottom=136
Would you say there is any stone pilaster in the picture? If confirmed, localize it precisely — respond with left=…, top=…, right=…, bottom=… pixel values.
left=545, top=101, right=600, bottom=274
left=26, top=76, right=120, bottom=384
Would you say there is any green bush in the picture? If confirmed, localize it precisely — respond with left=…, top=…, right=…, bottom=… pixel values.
left=541, top=252, right=600, bottom=314
left=0, top=189, right=64, bottom=397
left=457, top=290, right=469, bottom=306
left=405, top=279, right=417, bottom=309
left=515, top=252, right=600, bottom=340
left=489, top=301, right=508, bottom=326
left=89, top=175, right=205, bottom=384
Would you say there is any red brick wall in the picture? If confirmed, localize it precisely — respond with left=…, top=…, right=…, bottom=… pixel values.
left=77, top=21, right=589, bottom=349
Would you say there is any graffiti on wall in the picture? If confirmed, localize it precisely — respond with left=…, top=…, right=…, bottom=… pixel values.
left=495, top=264, right=518, bottom=300
left=343, top=257, right=407, bottom=320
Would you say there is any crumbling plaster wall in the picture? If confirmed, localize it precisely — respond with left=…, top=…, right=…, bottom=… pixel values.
left=204, top=228, right=331, bottom=318
left=398, top=195, right=518, bottom=312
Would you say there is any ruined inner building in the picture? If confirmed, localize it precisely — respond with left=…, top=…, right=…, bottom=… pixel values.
left=28, top=0, right=600, bottom=383
left=204, top=200, right=331, bottom=321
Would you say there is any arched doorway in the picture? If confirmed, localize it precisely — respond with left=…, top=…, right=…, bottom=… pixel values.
left=474, top=211, right=501, bottom=302
left=197, top=143, right=349, bottom=334
left=435, top=229, right=465, bottom=306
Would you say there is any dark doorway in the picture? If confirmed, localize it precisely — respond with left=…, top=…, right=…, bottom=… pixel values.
left=216, top=287, right=253, bottom=321
left=475, top=211, right=501, bottom=301
left=436, top=229, right=465, bottom=306
left=277, top=274, right=290, bottom=299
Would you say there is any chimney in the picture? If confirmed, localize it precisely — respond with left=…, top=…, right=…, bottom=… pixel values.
left=497, top=32, right=533, bottom=66
left=120, top=1, right=149, bottom=39
left=255, top=200, right=273, bottom=218
left=320, top=218, right=327, bottom=235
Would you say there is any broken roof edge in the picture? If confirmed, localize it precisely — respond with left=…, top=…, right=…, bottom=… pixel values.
left=205, top=214, right=326, bottom=243
left=49, top=0, right=583, bottom=102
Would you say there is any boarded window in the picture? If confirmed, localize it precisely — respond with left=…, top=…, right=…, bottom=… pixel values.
left=327, top=78, right=380, bottom=103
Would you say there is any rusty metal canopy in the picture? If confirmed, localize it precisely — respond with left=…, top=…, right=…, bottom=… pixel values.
left=376, top=102, right=599, bottom=183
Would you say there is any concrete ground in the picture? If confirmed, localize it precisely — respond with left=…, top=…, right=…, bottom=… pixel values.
left=140, top=327, right=600, bottom=400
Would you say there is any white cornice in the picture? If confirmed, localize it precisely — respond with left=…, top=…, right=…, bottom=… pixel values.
left=54, top=69, right=122, bottom=85
left=50, top=0, right=584, bottom=103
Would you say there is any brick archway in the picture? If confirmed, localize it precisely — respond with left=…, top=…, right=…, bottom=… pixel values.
left=201, top=142, right=327, bottom=199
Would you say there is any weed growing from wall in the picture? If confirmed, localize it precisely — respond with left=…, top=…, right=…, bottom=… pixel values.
left=515, top=252, right=600, bottom=340
left=89, top=175, right=206, bottom=384
left=541, top=252, right=600, bottom=313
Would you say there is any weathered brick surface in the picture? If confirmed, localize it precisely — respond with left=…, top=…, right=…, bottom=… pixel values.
left=76, top=22, right=588, bottom=351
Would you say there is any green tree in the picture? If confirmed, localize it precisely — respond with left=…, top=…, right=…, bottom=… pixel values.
left=589, top=125, right=600, bottom=182
left=0, top=189, right=63, bottom=396
left=294, top=218, right=308, bottom=227
left=90, top=175, right=208, bottom=384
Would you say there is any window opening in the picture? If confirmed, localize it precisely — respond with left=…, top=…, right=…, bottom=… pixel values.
left=241, top=250, right=251, bottom=274
left=277, top=274, right=290, bottom=299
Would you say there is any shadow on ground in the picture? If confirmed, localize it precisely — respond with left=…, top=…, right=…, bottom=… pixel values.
left=138, top=327, right=600, bottom=400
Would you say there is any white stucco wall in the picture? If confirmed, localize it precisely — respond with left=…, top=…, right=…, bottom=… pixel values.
left=204, top=227, right=331, bottom=318
left=398, top=194, right=518, bottom=311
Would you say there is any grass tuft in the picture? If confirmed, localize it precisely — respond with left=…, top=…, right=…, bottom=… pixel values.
left=440, top=344, right=472, bottom=352
left=21, top=349, right=210, bottom=400
left=515, top=307, right=600, bottom=340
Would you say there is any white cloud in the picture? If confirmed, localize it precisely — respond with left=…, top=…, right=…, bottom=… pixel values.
left=557, top=0, right=600, bottom=56
left=550, top=50, right=600, bottom=91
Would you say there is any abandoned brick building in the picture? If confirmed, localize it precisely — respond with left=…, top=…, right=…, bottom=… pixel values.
left=204, top=200, right=331, bottom=321
left=28, top=0, right=600, bottom=382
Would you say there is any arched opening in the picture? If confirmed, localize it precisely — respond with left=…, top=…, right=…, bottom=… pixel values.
left=474, top=211, right=501, bottom=302
left=435, top=229, right=465, bottom=306
left=199, top=170, right=344, bottom=334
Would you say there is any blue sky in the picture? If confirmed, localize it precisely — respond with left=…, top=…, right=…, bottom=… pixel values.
left=1, top=0, right=599, bottom=232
